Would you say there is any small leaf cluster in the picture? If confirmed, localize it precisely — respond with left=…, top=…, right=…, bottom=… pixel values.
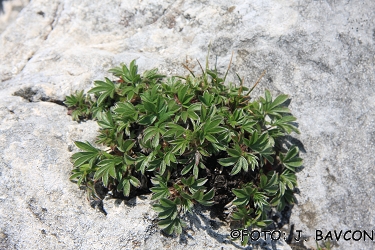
left=65, top=58, right=302, bottom=237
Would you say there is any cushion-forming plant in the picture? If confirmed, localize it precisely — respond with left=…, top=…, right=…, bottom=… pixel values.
left=65, top=56, right=302, bottom=243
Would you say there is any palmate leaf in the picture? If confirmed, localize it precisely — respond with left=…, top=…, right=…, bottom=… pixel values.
left=164, top=123, right=185, bottom=138
left=65, top=90, right=85, bottom=107
left=118, top=175, right=141, bottom=197
left=143, top=101, right=158, bottom=114
left=199, top=105, right=217, bottom=122
left=262, top=90, right=291, bottom=118
left=143, top=124, right=167, bottom=148
left=71, top=141, right=101, bottom=168
left=184, top=177, right=207, bottom=193
left=126, top=59, right=141, bottom=83
left=177, top=85, right=194, bottom=106
left=153, top=198, right=181, bottom=235
left=70, top=163, right=92, bottom=186
left=181, top=176, right=195, bottom=187
left=194, top=188, right=215, bottom=206
left=109, top=60, right=141, bottom=84
left=75, top=140, right=98, bottom=152
left=180, top=153, right=205, bottom=179
left=203, top=116, right=226, bottom=134
left=253, top=191, right=269, bottom=210
left=218, top=157, right=238, bottom=167
left=156, top=110, right=176, bottom=126
left=97, top=111, right=115, bottom=129
left=170, top=137, right=190, bottom=155
left=65, top=94, right=79, bottom=107
left=273, top=115, right=300, bottom=134
left=117, top=137, right=135, bottom=153
left=135, top=153, right=155, bottom=175
left=95, top=111, right=117, bottom=146
left=113, top=102, right=138, bottom=119
left=150, top=174, right=170, bottom=200
left=181, top=103, right=200, bottom=123
left=219, top=149, right=256, bottom=175
left=230, top=156, right=248, bottom=175
left=280, top=170, right=297, bottom=191
left=150, top=183, right=170, bottom=200
left=93, top=157, right=122, bottom=187
left=231, top=206, right=254, bottom=228
left=158, top=217, right=184, bottom=235
left=142, top=68, right=165, bottom=80
left=88, top=78, right=116, bottom=106
left=259, top=172, right=279, bottom=195
left=179, top=195, right=195, bottom=214
left=241, top=118, right=257, bottom=133
left=227, top=109, right=248, bottom=128
left=70, top=109, right=82, bottom=121
left=198, top=91, right=214, bottom=106
left=245, top=131, right=274, bottom=164
left=71, top=152, right=95, bottom=169
left=163, top=151, right=177, bottom=167
left=244, top=153, right=258, bottom=171
left=138, top=114, right=157, bottom=125
left=107, top=66, right=123, bottom=78
left=140, top=84, right=160, bottom=104
left=271, top=189, right=296, bottom=211
left=232, top=185, right=255, bottom=206
left=279, top=146, right=303, bottom=171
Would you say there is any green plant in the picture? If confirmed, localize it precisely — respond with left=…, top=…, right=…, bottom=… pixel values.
left=316, top=241, right=332, bottom=250
left=65, top=56, right=302, bottom=239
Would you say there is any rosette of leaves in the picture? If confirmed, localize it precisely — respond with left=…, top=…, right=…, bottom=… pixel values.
left=65, top=57, right=302, bottom=239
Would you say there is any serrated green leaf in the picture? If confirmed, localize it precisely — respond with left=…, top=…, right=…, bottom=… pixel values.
left=113, top=102, right=138, bottom=117
left=121, top=139, right=136, bottom=152
left=270, top=94, right=288, bottom=109
left=218, top=157, right=239, bottom=167
left=203, top=188, right=215, bottom=200
left=152, top=204, right=165, bottom=212
left=74, top=141, right=99, bottom=152
left=72, top=152, right=96, bottom=168
left=231, top=211, right=244, bottom=220
left=151, top=187, right=170, bottom=200
left=94, top=159, right=118, bottom=187
left=138, top=114, right=157, bottom=125
left=88, top=78, right=115, bottom=106
left=232, top=188, right=249, bottom=199
left=230, top=156, right=248, bottom=175
left=129, top=176, right=141, bottom=187
left=97, top=111, right=115, bottom=129
left=120, top=178, right=131, bottom=197
left=265, top=89, right=272, bottom=103
left=159, top=207, right=178, bottom=220
left=181, top=162, right=194, bottom=176
left=284, top=145, right=299, bottom=161
left=159, top=198, right=176, bottom=208
left=260, top=174, right=268, bottom=188
left=233, top=197, right=249, bottom=206
left=227, top=148, right=241, bottom=157
left=280, top=146, right=303, bottom=170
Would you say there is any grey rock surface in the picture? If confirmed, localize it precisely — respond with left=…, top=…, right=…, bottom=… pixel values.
left=0, top=0, right=29, bottom=34
left=1, top=0, right=374, bottom=249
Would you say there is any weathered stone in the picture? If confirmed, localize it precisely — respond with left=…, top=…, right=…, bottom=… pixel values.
left=0, top=0, right=29, bottom=34
left=1, top=0, right=374, bottom=249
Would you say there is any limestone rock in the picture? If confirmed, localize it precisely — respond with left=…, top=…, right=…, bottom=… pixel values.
left=0, top=0, right=29, bottom=34
left=1, top=0, right=374, bottom=249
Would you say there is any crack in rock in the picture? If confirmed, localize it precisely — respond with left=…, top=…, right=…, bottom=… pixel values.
left=13, top=87, right=66, bottom=106
left=43, top=2, right=64, bottom=41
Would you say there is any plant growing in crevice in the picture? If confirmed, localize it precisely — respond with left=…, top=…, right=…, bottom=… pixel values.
left=65, top=55, right=302, bottom=242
